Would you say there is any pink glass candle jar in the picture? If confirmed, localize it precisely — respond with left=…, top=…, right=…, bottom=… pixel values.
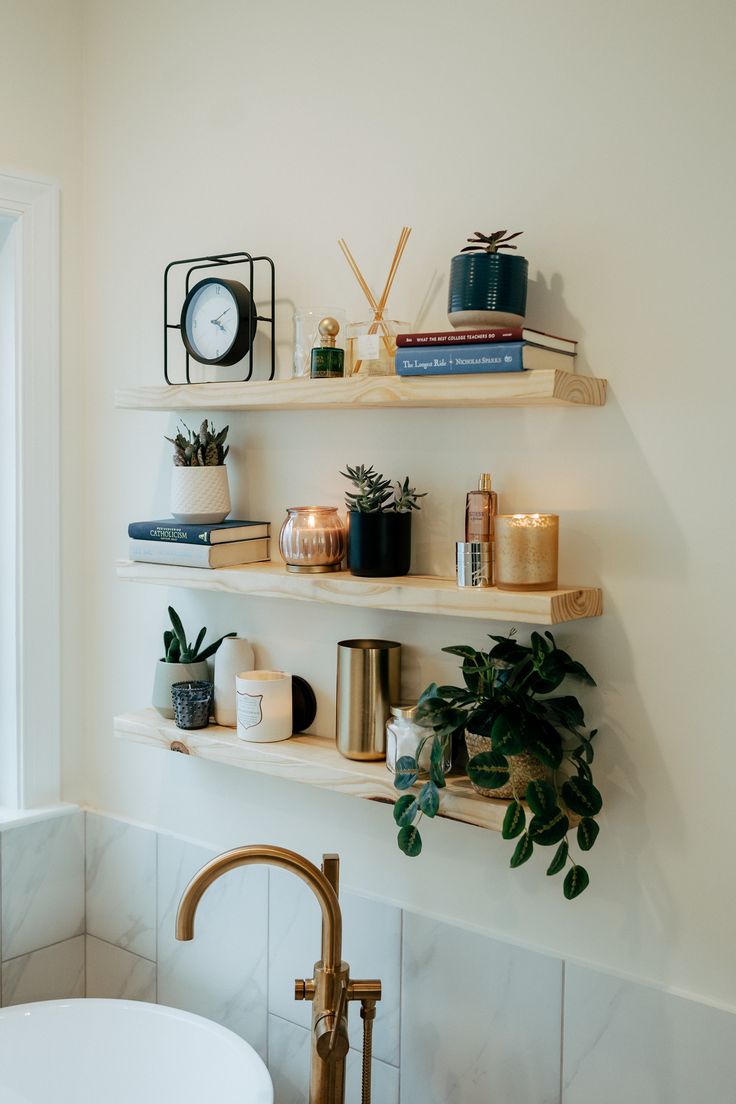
left=278, top=506, right=346, bottom=573
left=494, top=514, right=559, bottom=591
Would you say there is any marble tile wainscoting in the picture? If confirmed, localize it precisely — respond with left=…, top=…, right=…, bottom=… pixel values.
left=0, top=807, right=734, bottom=1102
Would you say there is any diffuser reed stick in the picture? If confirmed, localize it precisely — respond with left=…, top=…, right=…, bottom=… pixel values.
left=338, top=228, right=412, bottom=374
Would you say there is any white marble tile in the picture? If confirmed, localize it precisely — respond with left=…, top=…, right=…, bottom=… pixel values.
left=157, top=833, right=268, bottom=1058
left=2, top=935, right=85, bottom=1006
left=563, top=963, right=736, bottom=1103
left=1, top=811, right=84, bottom=959
left=401, top=912, right=562, bottom=1104
left=268, top=869, right=401, bottom=1065
left=85, top=935, right=156, bottom=1002
left=267, top=1014, right=399, bottom=1104
left=85, top=813, right=157, bottom=960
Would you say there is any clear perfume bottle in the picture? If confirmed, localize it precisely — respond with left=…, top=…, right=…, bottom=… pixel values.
left=465, top=473, right=498, bottom=543
left=310, top=317, right=345, bottom=378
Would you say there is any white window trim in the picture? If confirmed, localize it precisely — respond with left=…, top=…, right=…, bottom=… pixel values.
left=0, top=171, right=60, bottom=808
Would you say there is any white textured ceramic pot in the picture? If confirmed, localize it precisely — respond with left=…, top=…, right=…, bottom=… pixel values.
left=171, top=466, right=231, bottom=524
left=153, top=659, right=211, bottom=720
left=214, top=638, right=255, bottom=727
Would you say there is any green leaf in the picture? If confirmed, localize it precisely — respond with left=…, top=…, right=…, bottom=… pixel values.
left=561, top=778, right=603, bottom=817
left=397, top=825, right=422, bottom=857
left=577, top=817, right=600, bottom=851
left=529, top=810, right=569, bottom=846
left=543, top=695, right=585, bottom=729
left=429, top=739, right=447, bottom=789
left=442, top=645, right=479, bottom=659
left=546, top=839, right=569, bottom=875
left=525, top=719, right=563, bottom=768
left=467, top=751, right=510, bottom=789
left=502, top=801, right=526, bottom=839
left=563, top=864, right=590, bottom=899
left=525, top=779, right=557, bottom=817
left=490, top=709, right=525, bottom=755
left=418, top=781, right=439, bottom=817
left=393, top=794, right=418, bottom=827
left=196, top=631, right=237, bottom=662
left=509, top=833, right=534, bottom=867
left=168, top=606, right=188, bottom=650
left=393, top=756, right=418, bottom=791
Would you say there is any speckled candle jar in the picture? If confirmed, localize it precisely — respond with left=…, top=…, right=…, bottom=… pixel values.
left=494, top=514, right=559, bottom=591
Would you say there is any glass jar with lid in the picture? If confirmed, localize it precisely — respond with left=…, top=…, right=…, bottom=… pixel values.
left=386, top=703, right=452, bottom=777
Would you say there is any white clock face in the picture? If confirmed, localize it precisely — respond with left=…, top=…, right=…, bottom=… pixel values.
left=185, top=281, right=238, bottom=362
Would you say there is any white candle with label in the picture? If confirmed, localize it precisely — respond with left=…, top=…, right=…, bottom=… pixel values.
left=494, top=514, right=559, bottom=591
left=236, top=670, right=292, bottom=743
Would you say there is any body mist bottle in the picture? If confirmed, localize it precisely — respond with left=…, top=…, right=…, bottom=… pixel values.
left=310, top=317, right=345, bottom=378
left=464, top=473, right=498, bottom=580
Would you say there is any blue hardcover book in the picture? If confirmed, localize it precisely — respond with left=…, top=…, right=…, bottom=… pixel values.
left=396, top=341, right=531, bottom=376
left=127, top=519, right=270, bottom=545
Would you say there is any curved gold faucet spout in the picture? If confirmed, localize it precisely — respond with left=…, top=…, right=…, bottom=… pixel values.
left=175, top=843, right=343, bottom=973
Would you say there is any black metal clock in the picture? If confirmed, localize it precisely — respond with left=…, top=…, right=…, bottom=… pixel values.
left=180, top=277, right=258, bottom=367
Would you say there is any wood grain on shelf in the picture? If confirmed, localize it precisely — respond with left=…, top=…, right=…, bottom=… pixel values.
left=116, top=560, right=603, bottom=625
left=114, top=709, right=509, bottom=832
left=115, top=370, right=607, bottom=411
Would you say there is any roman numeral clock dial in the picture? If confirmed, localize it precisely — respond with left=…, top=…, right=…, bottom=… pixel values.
left=180, top=277, right=258, bottom=367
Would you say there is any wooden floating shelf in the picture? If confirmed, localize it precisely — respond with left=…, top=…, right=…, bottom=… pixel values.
left=115, top=370, right=606, bottom=411
left=114, top=709, right=510, bottom=833
left=116, top=560, right=603, bottom=625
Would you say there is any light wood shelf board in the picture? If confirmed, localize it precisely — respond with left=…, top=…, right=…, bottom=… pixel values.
left=115, top=370, right=606, bottom=411
left=114, top=709, right=509, bottom=832
left=116, top=560, right=603, bottom=625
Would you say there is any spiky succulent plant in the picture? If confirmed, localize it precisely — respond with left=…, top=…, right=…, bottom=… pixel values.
left=162, top=606, right=236, bottom=664
left=341, top=464, right=427, bottom=514
left=461, top=230, right=523, bottom=254
left=165, top=419, right=229, bottom=467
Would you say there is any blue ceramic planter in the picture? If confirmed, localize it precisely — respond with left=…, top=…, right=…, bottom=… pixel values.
left=448, top=252, right=528, bottom=328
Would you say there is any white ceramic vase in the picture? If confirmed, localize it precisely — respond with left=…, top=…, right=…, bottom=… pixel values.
left=152, top=659, right=211, bottom=720
left=171, top=466, right=231, bottom=524
left=214, top=637, right=255, bottom=727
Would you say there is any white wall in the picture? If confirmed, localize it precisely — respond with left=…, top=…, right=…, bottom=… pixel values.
left=0, top=0, right=85, bottom=800
left=79, top=0, right=736, bottom=1010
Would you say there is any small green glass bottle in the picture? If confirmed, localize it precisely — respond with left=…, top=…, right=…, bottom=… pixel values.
left=310, top=317, right=344, bottom=378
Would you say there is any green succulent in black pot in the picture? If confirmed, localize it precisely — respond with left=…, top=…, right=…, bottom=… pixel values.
left=448, top=228, right=528, bottom=329
left=341, top=463, right=426, bottom=577
left=392, top=629, right=601, bottom=900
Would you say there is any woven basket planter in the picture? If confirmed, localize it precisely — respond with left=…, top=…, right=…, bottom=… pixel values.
left=465, top=729, right=550, bottom=800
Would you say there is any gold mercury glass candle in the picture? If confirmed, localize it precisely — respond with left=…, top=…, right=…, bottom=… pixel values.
left=494, top=514, right=559, bottom=591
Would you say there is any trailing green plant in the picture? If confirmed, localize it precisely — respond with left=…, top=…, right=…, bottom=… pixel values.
left=341, top=464, right=427, bottom=514
left=392, top=629, right=601, bottom=899
left=162, top=606, right=236, bottom=663
left=461, top=230, right=523, bottom=254
left=165, top=419, right=229, bottom=466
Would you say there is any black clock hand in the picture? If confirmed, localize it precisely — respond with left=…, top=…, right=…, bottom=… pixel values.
left=211, top=307, right=232, bottom=324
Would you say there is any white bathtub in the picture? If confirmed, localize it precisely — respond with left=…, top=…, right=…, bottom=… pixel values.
left=0, top=998, right=273, bottom=1103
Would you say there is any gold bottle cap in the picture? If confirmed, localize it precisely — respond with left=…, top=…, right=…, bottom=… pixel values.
left=478, top=473, right=493, bottom=492
left=318, top=316, right=340, bottom=348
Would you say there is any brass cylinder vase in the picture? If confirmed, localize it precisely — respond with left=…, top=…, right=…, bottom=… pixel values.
left=336, top=639, right=401, bottom=760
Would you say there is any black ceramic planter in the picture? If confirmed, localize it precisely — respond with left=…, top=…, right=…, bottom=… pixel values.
left=448, top=252, right=528, bottom=328
left=347, top=512, right=412, bottom=577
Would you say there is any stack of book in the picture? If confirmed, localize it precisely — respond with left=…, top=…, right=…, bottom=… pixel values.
left=394, top=325, right=577, bottom=377
left=128, top=519, right=270, bottom=569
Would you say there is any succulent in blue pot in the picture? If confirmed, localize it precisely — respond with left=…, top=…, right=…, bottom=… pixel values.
left=448, top=229, right=528, bottom=329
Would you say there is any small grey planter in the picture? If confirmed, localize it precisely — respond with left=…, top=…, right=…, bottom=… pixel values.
left=152, top=659, right=211, bottom=720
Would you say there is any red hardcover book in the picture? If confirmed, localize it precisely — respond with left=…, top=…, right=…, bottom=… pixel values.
left=396, top=327, right=577, bottom=355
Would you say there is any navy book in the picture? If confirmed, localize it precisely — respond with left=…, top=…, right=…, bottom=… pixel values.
left=396, top=341, right=528, bottom=376
left=127, top=519, right=270, bottom=545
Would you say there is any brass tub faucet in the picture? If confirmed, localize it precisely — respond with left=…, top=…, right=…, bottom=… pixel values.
left=176, top=845, right=381, bottom=1104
